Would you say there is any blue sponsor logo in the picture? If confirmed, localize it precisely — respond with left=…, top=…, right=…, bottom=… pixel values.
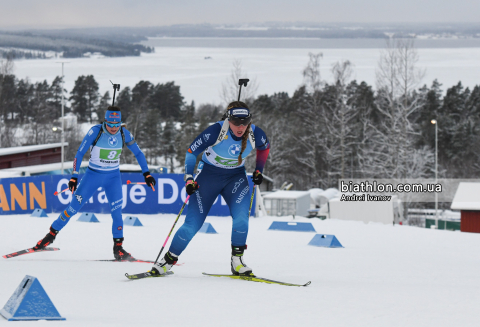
left=108, top=136, right=118, bottom=147
left=228, top=144, right=241, bottom=156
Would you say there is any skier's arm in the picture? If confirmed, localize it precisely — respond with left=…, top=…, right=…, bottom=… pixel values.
left=253, top=126, right=270, bottom=174
left=72, top=126, right=100, bottom=178
left=124, top=128, right=149, bottom=174
left=184, top=123, right=221, bottom=175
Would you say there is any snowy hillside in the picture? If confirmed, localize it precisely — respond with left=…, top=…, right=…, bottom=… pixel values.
left=1, top=213, right=479, bottom=326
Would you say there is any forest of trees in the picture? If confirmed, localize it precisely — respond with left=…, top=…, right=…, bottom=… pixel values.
left=1, top=39, right=480, bottom=200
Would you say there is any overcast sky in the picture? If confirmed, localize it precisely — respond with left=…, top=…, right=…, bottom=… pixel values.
left=0, top=0, right=479, bottom=29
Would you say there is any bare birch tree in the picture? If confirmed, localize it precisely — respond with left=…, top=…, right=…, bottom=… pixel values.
left=303, top=52, right=323, bottom=93
left=330, top=60, right=357, bottom=179
left=221, top=59, right=258, bottom=105
left=370, top=38, right=433, bottom=180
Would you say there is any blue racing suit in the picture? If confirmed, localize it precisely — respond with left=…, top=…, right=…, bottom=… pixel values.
left=51, top=124, right=149, bottom=238
left=169, top=121, right=270, bottom=256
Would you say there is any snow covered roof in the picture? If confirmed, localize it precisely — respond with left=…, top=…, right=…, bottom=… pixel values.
left=0, top=161, right=88, bottom=178
left=0, top=143, right=67, bottom=157
left=263, top=190, right=310, bottom=199
left=119, top=164, right=143, bottom=172
left=119, top=164, right=168, bottom=174
left=450, top=183, right=480, bottom=210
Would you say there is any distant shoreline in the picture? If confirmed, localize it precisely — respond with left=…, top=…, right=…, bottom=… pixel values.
left=141, top=37, right=480, bottom=49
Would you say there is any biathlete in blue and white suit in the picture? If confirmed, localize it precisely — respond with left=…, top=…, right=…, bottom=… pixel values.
left=33, top=106, right=156, bottom=260
left=152, top=101, right=270, bottom=276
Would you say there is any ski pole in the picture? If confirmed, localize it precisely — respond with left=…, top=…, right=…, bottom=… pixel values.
left=126, top=180, right=155, bottom=191
left=53, top=188, right=69, bottom=196
left=248, top=185, right=256, bottom=217
left=153, top=195, right=190, bottom=265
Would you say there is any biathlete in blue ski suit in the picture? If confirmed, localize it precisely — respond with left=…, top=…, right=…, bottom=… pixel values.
left=152, top=101, right=270, bottom=276
left=33, top=106, right=156, bottom=260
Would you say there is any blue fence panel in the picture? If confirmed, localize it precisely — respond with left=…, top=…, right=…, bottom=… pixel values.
left=0, top=173, right=255, bottom=217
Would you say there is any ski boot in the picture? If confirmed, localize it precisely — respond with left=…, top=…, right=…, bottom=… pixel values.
left=113, top=237, right=135, bottom=261
left=151, top=251, right=178, bottom=275
left=33, top=226, right=59, bottom=250
left=231, top=245, right=253, bottom=276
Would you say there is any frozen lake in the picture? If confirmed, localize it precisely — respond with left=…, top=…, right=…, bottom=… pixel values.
left=10, top=38, right=480, bottom=106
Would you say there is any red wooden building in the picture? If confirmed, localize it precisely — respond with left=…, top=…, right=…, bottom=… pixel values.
left=0, top=143, right=66, bottom=170
left=451, top=182, right=480, bottom=233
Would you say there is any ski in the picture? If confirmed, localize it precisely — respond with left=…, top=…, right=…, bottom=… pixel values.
left=125, top=271, right=174, bottom=280
left=97, top=259, right=184, bottom=265
left=3, top=247, right=60, bottom=259
left=95, top=259, right=155, bottom=263
left=202, top=273, right=311, bottom=287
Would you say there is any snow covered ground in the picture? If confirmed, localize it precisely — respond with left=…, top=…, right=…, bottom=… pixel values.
left=1, top=213, right=479, bottom=326
left=11, top=46, right=480, bottom=106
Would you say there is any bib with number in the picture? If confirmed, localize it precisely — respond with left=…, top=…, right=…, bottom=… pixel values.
left=88, top=132, right=123, bottom=171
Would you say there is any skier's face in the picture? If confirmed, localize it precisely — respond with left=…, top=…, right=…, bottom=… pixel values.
left=105, top=121, right=120, bottom=134
left=229, top=121, right=247, bottom=137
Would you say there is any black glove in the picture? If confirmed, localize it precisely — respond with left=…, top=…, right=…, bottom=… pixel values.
left=252, top=170, right=263, bottom=185
left=186, top=178, right=199, bottom=195
left=69, top=177, right=78, bottom=192
left=143, top=172, right=156, bottom=188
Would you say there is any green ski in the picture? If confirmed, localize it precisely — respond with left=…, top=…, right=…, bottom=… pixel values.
left=202, top=273, right=311, bottom=287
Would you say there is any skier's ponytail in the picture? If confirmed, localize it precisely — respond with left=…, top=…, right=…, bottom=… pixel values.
left=238, top=122, right=251, bottom=165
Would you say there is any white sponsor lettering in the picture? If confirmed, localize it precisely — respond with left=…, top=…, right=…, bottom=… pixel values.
left=79, top=140, right=87, bottom=152
left=217, top=129, right=227, bottom=143
left=88, top=129, right=94, bottom=136
left=190, top=138, right=203, bottom=152
left=98, top=190, right=108, bottom=204
left=56, top=177, right=230, bottom=212
left=130, top=185, right=146, bottom=204
left=158, top=178, right=179, bottom=204
left=203, top=133, right=210, bottom=142
left=232, top=109, right=248, bottom=116
left=236, top=186, right=250, bottom=203
left=196, top=193, right=204, bottom=213
left=111, top=204, right=122, bottom=212
left=57, top=179, right=72, bottom=205
left=232, top=178, right=245, bottom=193
left=111, top=198, right=122, bottom=205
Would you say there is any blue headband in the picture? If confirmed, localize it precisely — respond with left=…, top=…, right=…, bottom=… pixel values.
left=105, top=110, right=121, bottom=122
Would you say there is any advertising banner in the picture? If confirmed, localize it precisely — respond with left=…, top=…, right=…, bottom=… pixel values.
left=0, top=173, right=255, bottom=217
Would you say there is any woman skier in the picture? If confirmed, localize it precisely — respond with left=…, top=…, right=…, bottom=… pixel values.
left=151, top=101, right=270, bottom=276
left=33, top=106, right=156, bottom=261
